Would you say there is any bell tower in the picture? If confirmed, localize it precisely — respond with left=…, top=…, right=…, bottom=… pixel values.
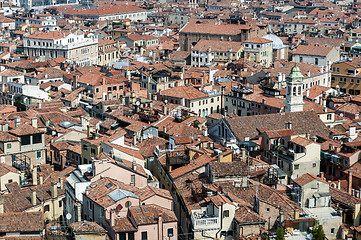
left=284, top=65, right=304, bottom=113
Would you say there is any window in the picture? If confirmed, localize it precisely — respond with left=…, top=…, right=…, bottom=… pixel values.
left=351, top=79, right=355, bottom=84
left=331, top=228, right=335, bottom=234
left=128, top=233, right=134, bottom=240
left=357, top=79, right=360, bottom=84
left=119, top=233, right=126, bottom=240
left=113, top=86, right=116, bottom=91
left=95, top=88, right=99, bottom=93
left=21, top=136, right=31, bottom=145
left=125, top=201, right=132, bottom=208
left=223, top=210, right=229, bottom=217
left=91, top=148, right=96, bottom=155
left=267, top=208, right=270, bottom=212
left=168, top=228, right=174, bottom=237
left=6, top=143, right=11, bottom=149
left=33, top=134, right=42, bottom=144
left=327, top=114, right=332, bottom=120
left=44, top=205, right=50, bottom=212
left=8, top=179, right=12, bottom=183
left=83, top=145, right=88, bottom=151
left=59, top=200, right=62, bottom=208
left=294, top=164, right=299, bottom=170
left=131, top=175, right=135, bottom=185
left=299, top=56, right=303, bottom=62
left=313, top=163, right=316, bottom=168
left=141, top=232, right=147, bottom=240
left=107, top=87, right=111, bottom=91
left=315, top=58, right=319, bottom=65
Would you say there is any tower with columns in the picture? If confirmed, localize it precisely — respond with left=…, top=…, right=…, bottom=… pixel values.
left=284, top=65, right=304, bottom=113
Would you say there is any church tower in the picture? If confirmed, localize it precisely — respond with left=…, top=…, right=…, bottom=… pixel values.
left=284, top=65, right=304, bottom=113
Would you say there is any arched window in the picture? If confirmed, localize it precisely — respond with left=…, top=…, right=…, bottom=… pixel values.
left=293, top=86, right=296, bottom=96
left=298, top=86, right=301, bottom=95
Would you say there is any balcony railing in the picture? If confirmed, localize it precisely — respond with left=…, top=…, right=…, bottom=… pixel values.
left=194, top=217, right=218, bottom=226
left=191, top=212, right=220, bottom=230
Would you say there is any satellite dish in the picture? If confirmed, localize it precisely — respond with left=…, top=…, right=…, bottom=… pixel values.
left=57, top=182, right=61, bottom=188
left=66, top=213, right=72, bottom=220
left=136, top=100, right=140, bottom=106
left=291, top=174, right=297, bottom=180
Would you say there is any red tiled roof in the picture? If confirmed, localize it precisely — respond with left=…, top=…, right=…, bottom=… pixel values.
left=158, top=85, right=207, bottom=100
left=0, top=212, right=44, bottom=233
left=25, top=31, right=70, bottom=40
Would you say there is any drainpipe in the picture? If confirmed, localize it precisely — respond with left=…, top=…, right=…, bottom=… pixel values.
left=215, top=202, right=223, bottom=238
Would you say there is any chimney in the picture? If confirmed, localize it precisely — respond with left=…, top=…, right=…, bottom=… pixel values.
left=132, top=135, right=137, bottom=146
left=241, top=148, right=246, bottom=161
left=110, top=211, right=115, bottom=226
left=72, top=75, right=79, bottom=89
left=203, top=128, right=208, bottom=137
left=132, top=161, right=137, bottom=171
left=0, top=198, right=4, bottom=213
left=31, top=118, right=38, bottom=128
left=305, top=88, right=309, bottom=98
left=31, top=189, right=37, bottom=206
left=158, top=213, right=163, bottom=240
left=349, top=170, right=353, bottom=194
left=320, top=172, right=325, bottom=180
left=51, top=182, right=58, bottom=199
left=14, top=117, right=20, bottom=128
left=279, top=212, right=284, bottom=223
left=294, top=209, right=299, bottom=220
left=59, top=177, right=64, bottom=189
left=338, top=179, right=341, bottom=189
left=37, top=102, right=42, bottom=109
left=2, top=123, right=8, bottom=132
left=39, top=175, right=43, bottom=185
left=32, top=167, right=37, bottom=185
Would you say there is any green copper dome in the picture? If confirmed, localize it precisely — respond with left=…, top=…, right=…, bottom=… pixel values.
left=287, top=65, right=304, bottom=80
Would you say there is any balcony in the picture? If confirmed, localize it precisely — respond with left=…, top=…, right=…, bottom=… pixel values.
left=191, top=211, right=220, bottom=230
left=271, top=145, right=294, bottom=162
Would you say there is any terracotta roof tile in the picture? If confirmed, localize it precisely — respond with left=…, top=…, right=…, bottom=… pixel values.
left=0, top=212, right=44, bottom=233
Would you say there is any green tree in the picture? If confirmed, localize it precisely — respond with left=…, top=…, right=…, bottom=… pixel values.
left=276, top=227, right=285, bottom=240
left=311, top=220, right=326, bottom=240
